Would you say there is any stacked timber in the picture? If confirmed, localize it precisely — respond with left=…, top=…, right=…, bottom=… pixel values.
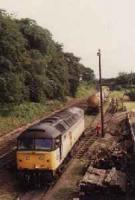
left=79, top=166, right=126, bottom=196
left=91, top=143, right=129, bottom=171
left=104, top=168, right=126, bottom=193
left=80, top=167, right=106, bottom=193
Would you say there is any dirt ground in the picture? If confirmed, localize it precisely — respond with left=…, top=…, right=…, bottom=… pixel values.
left=42, top=134, right=118, bottom=200
left=0, top=109, right=134, bottom=200
left=43, top=112, right=135, bottom=200
left=0, top=113, right=96, bottom=200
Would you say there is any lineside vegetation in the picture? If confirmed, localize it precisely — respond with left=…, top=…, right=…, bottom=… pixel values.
left=0, top=10, right=94, bottom=105
left=0, top=10, right=95, bottom=134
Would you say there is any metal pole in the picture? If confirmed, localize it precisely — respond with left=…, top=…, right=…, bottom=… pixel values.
left=97, top=49, right=104, bottom=137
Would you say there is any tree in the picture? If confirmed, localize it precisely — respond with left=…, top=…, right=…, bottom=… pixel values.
left=79, top=64, right=95, bottom=83
left=64, top=53, right=81, bottom=97
left=0, top=10, right=95, bottom=104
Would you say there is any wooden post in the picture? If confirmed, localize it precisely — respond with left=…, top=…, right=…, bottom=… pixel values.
left=97, top=49, right=104, bottom=137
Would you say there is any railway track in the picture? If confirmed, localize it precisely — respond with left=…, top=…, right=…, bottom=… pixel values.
left=72, top=111, right=127, bottom=162
left=18, top=106, right=113, bottom=200
left=0, top=148, right=16, bottom=168
left=0, top=98, right=87, bottom=171
left=0, top=139, right=17, bottom=169
left=73, top=112, right=114, bottom=160
left=0, top=98, right=88, bottom=199
left=1, top=99, right=127, bottom=200
left=1, top=109, right=127, bottom=200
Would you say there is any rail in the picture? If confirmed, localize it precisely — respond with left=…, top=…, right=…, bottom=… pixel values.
left=127, top=112, right=135, bottom=153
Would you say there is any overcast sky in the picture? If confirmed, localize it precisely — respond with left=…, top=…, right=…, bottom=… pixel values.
left=1, top=0, right=135, bottom=78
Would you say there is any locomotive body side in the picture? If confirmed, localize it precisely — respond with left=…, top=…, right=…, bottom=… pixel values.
left=60, top=111, right=84, bottom=164
left=16, top=107, right=84, bottom=183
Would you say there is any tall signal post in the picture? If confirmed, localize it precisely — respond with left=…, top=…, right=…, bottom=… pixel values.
left=97, top=49, right=104, bottom=137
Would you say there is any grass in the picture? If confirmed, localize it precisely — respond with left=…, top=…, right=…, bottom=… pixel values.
left=0, top=101, right=65, bottom=135
left=110, top=90, right=124, bottom=99
left=76, top=83, right=96, bottom=98
left=110, top=89, right=135, bottom=112
left=0, top=83, right=96, bottom=135
left=125, top=102, right=135, bottom=111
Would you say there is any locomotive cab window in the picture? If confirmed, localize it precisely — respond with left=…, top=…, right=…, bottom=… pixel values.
left=35, top=139, right=53, bottom=150
left=18, top=139, right=34, bottom=150
left=18, top=138, right=53, bottom=150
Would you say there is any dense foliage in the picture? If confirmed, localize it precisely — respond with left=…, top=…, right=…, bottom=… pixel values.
left=103, top=72, right=135, bottom=90
left=115, top=72, right=135, bottom=88
left=0, top=10, right=95, bottom=104
left=103, top=72, right=135, bottom=101
left=126, top=89, right=135, bottom=101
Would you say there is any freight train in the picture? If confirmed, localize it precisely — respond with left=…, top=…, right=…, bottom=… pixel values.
left=87, top=87, right=109, bottom=114
left=16, top=107, right=84, bottom=185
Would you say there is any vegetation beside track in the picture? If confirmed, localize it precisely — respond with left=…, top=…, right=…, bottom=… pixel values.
left=75, top=83, right=96, bottom=98
left=110, top=89, right=135, bottom=112
left=0, top=10, right=95, bottom=105
left=0, top=100, right=65, bottom=135
left=0, top=83, right=93, bottom=135
left=110, top=90, right=124, bottom=98
left=0, top=9, right=95, bottom=135
left=125, top=101, right=135, bottom=111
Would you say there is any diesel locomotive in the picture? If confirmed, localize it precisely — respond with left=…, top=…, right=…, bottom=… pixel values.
left=16, top=107, right=84, bottom=184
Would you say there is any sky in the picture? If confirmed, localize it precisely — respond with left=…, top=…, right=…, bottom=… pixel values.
left=0, top=0, right=135, bottom=78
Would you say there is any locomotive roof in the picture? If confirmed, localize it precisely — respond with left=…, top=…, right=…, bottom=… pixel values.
left=18, top=107, right=83, bottom=139
left=18, top=125, right=60, bottom=139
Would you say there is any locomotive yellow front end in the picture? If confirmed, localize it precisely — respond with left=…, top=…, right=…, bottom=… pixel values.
left=17, top=150, right=58, bottom=171
left=17, top=126, right=62, bottom=184
left=16, top=107, right=84, bottom=187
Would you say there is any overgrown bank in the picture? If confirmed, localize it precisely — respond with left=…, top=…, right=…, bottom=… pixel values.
left=0, top=9, right=95, bottom=135
left=0, top=83, right=94, bottom=135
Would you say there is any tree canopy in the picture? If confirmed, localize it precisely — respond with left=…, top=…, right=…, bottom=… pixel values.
left=0, top=10, right=95, bottom=104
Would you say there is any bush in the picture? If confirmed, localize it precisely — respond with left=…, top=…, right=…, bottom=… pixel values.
left=126, top=89, right=135, bottom=101
left=76, top=83, right=95, bottom=98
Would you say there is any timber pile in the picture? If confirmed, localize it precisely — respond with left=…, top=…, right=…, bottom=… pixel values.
left=104, top=168, right=126, bottom=192
left=79, top=167, right=126, bottom=196
left=91, top=148, right=115, bottom=169
left=91, top=141, right=130, bottom=171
